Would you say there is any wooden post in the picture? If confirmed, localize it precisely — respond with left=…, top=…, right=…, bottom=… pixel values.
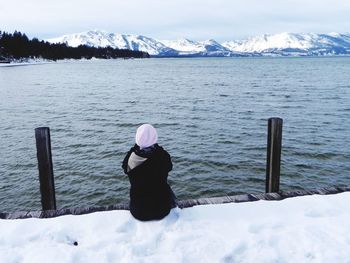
left=35, top=127, right=57, bottom=210
left=266, top=118, right=283, bottom=193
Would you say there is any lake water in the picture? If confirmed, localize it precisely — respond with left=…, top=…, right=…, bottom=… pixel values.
left=0, top=57, right=349, bottom=212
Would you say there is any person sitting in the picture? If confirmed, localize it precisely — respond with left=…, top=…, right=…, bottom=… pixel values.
left=122, top=124, right=176, bottom=221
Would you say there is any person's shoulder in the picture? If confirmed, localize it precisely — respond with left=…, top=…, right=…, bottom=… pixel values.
left=155, top=144, right=171, bottom=156
left=154, top=144, right=172, bottom=171
left=155, top=144, right=165, bottom=151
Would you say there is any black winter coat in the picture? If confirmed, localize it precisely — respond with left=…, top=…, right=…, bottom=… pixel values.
left=122, top=144, right=174, bottom=221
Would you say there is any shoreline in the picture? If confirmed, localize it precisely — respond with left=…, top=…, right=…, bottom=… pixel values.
left=1, top=54, right=350, bottom=67
left=1, top=185, right=349, bottom=220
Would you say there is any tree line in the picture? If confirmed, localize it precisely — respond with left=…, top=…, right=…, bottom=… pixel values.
left=0, top=30, right=150, bottom=61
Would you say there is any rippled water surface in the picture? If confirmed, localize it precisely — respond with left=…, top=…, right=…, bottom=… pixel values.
left=0, top=57, right=349, bottom=212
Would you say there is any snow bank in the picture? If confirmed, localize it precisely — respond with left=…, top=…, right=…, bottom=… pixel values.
left=0, top=58, right=54, bottom=67
left=1, top=192, right=350, bottom=263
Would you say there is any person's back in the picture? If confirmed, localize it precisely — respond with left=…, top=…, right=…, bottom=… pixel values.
left=122, top=124, right=175, bottom=221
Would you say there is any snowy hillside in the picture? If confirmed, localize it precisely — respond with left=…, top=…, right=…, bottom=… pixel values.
left=222, top=32, right=350, bottom=55
left=48, top=30, right=177, bottom=56
left=47, top=30, right=233, bottom=57
left=160, top=38, right=232, bottom=56
left=47, top=30, right=350, bottom=57
left=161, top=38, right=206, bottom=52
left=1, top=192, right=350, bottom=262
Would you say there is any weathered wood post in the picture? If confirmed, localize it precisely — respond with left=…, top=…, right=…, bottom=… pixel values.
left=35, top=127, right=57, bottom=210
left=266, top=117, right=283, bottom=193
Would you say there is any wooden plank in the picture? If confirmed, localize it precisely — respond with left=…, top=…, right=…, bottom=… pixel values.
left=266, top=117, right=283, bottom=193
left=35, top=127, right=57, bottom=210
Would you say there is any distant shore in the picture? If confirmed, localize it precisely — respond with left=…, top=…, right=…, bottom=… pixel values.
left=0, top=57, right=144, bottom=67
left=2, top=54, right=350, bottom=67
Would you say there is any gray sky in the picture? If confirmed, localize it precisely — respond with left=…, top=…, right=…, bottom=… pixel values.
left=1, top=0, right=350, bottom=41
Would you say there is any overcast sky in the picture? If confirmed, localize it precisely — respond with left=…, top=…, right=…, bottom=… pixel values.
left=1, top=0, right=350, bottom=41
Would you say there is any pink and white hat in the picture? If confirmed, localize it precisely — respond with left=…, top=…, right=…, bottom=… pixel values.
left=135, top=124, right=158, bottom=149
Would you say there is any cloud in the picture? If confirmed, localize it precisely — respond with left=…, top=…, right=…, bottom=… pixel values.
left=1, top=0, right=350, bottom=40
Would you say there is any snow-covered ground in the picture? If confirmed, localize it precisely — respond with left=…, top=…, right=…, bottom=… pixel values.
left=0, top=58, right=55, bottom=67
left=1, top=192, right=350, bottom=263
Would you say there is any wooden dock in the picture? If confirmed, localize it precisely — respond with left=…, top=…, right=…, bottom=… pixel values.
left=1, top=186, right=349, bottom=220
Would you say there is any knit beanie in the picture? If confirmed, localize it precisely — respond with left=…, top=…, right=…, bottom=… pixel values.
left=135, top=124, right=158, bottom=149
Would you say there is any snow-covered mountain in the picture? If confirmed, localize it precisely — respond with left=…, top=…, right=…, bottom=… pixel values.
left=48, top=30, right=177, bottom=56
left=47, top=30, right=237, bottom=57
left=47, top=30, right=350, bottom=57
left=222, top=32, right=350, bottom=56
left=160, top=38, right=232, bottom=56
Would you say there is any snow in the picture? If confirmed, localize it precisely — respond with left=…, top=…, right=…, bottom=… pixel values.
left=47, top=30, right=175, bottom=56
left=0, top=58, right=54, bottom=67
left=222, top=32, right=315, bottom=52
left=222, top=32, right=350, bottom=54
left=46, top=30, right=350, bottom=56
left=1, top=192, right=350, bottom=262
left=160, top=39, right=205, bottom=53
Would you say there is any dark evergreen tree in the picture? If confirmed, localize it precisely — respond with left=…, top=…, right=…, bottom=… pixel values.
left=0, top=30, right=150, bottom=61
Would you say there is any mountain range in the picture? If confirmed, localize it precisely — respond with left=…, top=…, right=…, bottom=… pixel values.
left=47, top=30, right=350, bottom=57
